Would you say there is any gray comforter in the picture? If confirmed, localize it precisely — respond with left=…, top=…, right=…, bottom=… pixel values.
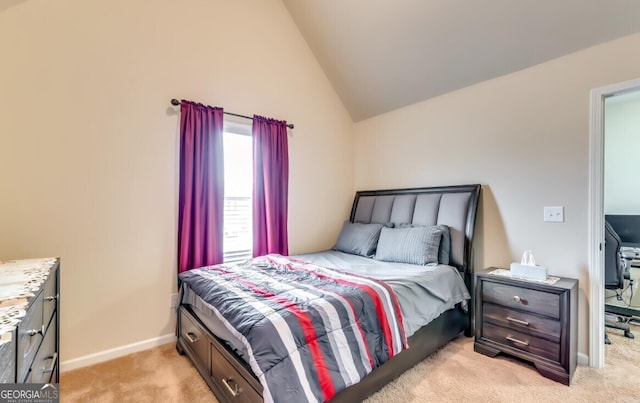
left=296, top=250, right=471, bottom=336
left=179, top=254, right=408, bottom=403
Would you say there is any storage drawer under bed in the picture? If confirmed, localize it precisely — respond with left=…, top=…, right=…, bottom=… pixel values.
left=179, top=306, right=263, bottom=403
left=179, top=307, right=210, bottom=375
left=210, top=339, right=262, bottom=403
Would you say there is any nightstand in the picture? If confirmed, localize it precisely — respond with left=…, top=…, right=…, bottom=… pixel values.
left=474, top=268, right=578, bottom=385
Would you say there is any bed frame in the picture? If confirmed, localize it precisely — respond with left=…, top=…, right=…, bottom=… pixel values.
left=177, top=184, right=481, bottom=403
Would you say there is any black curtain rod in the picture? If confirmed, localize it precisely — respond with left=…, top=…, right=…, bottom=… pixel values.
left=170, top=99, right=294, bottom=129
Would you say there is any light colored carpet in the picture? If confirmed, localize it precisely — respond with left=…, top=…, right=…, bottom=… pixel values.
left=61, top=330, right=640, bottom=402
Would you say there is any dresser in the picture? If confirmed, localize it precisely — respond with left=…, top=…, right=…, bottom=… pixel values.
left=0, top=258, right=60, bottom=384
left=474, top=268, right=577, bottom=385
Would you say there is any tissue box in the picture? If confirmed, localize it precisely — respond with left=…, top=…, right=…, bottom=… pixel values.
left=510, top=263, right=548, bottom=281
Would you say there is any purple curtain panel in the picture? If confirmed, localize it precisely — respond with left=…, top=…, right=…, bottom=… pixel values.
left=177, top=100, right=224, bottom=273
left=252, top=115, right=289, bottom=257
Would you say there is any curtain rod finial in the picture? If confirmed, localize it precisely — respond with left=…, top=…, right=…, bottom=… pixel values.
left=171, top=99, right=180, bottom=106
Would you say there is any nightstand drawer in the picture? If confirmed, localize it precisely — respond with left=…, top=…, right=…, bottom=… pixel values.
left=483, top=281, right=560, bottom=319
left=483, top=322, right=560, bottom=362
left=483, top=303, right=561, bottom=342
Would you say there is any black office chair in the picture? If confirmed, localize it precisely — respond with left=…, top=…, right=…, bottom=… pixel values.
left=604, top=220, right=635, bottom=344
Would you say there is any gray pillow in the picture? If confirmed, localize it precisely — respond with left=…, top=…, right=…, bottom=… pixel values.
left=333, top=221, right=384, bottom=257
left=396, top=223, right=451, bottom=265
left=435, top=225, right=451, bottom=265
left=374, top=226, right=443, bottom=265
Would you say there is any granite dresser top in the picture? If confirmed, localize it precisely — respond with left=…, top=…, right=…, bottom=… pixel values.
left=0, top=258, right=58, bottom=346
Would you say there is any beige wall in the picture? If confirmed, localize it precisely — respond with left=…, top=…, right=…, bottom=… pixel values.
left=354, top=33, right=640, bottom=357
left=0, top=0, right=353, bottom=362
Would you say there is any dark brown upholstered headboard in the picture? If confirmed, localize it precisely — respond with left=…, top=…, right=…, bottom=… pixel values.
left=349, top=184, right=481, bottom=275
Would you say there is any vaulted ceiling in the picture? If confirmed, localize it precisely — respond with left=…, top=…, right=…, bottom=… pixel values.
left=4, top=1, right=640, bottom=121
left=283, top=0, right=640, bottom=121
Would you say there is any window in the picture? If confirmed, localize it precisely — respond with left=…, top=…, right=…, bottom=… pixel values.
left=223, top=121, right=253, bottom=263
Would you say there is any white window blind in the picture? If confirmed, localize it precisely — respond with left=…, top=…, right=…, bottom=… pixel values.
left=222, top=121, right=253, bottom=263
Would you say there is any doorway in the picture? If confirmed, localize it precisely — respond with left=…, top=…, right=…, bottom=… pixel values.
left=603, top=93, right=640, bottom=323
left=589, top=77, right=640, bottom=368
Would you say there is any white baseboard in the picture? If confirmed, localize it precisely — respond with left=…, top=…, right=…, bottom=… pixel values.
left=58, top=333, right=592, bottom=372
left=60, top=334, right=176, bottom=373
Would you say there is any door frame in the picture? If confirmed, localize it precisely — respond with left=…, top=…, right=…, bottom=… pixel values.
left=589, top=77, right=640, bottom=368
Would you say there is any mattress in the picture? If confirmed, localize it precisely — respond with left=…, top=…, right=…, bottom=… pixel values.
left=180, top=250, right=470, bottom=361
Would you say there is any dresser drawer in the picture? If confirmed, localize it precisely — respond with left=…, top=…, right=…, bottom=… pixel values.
left=26, top=313, right=57, bottom=384
left=483, top=322, right=560, bottom=362
left=210, top=341, right=262, bottom=403
left=483, top=281, right=560, bottom=319
left=483, top=303, right=561, bottom=342
left=0, top=331, right=16, bottom=383
left=42, top=266, right=58, bottom=333
left=180, top=308, right=210, bottom=374
left=17, top=291, right=44, bottom=382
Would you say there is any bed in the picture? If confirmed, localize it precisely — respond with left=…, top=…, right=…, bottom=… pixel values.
left=176, top=184, right=481, bottom=403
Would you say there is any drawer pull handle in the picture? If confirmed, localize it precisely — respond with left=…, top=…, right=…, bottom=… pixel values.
left=506, top=336, right=529, bottom=346
left=221, top=377, right=241, bottom=397
left=506, top=317, right=530, bottom=326
left=45, top=294, right=59, bottom=302
left=43, top=352, right=58, bottom=373
left=27, top=328, right=42, bottom=337
left=513, top=296, right=522, bottom=303
left=185, top=332, right=198, bottom=344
